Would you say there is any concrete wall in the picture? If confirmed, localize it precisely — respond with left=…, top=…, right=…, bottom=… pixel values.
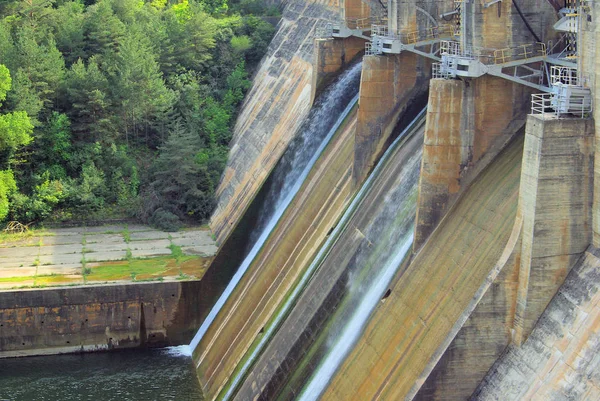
left=580, top=3, right=600, bottom=247
left=474, top=246, right=600, bottom=400
left=414, top=77, right=528, bottom=250
left=342, top=0, right=371, bottom=21
left=352, top=53, right=430, bottom=187
left=0, top=281, right=208, bottom=358
left=513, top=115, right=595, bottom=345
left=210, top=0, right=339, bottom=244
left=465, top=0, right=557, bottom=50
left=415, top=192, right=523, bottom=401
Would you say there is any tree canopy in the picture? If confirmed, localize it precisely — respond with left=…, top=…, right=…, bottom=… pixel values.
left=0, top=0, right=276, bottom=229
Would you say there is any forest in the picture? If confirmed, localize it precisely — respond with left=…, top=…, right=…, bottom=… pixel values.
left=0, top=0, right=276, bottom=230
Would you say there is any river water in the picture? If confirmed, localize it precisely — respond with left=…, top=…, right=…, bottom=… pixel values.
left=0, top=346, right=203, bottom=401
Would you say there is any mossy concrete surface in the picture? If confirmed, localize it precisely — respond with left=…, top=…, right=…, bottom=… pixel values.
left=0, top=225, right=216, bottom=289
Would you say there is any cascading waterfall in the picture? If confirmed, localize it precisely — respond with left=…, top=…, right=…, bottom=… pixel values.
left=189, top=62, right=363, bottom=352
left=297, top=145, right=423, bottom=401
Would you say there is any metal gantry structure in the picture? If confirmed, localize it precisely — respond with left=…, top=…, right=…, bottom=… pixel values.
left=318, top=0, right=593, bottom=118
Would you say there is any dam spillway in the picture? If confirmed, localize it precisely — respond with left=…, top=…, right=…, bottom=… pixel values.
left=196, top=0, right=600, bottom=398
left=227, top=111, right=426, bottom=400
left=191, top=61, right=362, bottom=393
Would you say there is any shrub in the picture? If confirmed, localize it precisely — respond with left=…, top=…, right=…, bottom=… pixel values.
left=149, top=208, right=181, bottom=231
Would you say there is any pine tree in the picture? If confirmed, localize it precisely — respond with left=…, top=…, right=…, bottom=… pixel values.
left=63, top=57, right=113, bottom=142
left=114, top=25, right=175, bottom=145
left=82, top=0, right=125, bottom=59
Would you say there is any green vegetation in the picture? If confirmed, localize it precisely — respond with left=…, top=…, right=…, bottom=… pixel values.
left=0, top=0, right=276, bottom=230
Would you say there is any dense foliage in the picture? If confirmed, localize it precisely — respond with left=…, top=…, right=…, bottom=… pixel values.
left=0, top=0, right=276, bottom=229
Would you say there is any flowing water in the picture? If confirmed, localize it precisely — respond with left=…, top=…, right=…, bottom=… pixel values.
left=189, top=61, right=363, bottom=351
left=297, top=143, right=423, bottom=401
left=0, top=347, right=203, bottom=400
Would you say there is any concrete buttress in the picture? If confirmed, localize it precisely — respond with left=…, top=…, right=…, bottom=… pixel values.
left=513, top=115, right=595, bottom=345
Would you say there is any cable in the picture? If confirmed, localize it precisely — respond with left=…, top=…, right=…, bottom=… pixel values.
left=512, top=0, right=542, bottom=42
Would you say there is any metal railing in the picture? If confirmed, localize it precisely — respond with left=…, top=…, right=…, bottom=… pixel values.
left=531, top=92, right=592, bottom=118
left=401, top=25, right=454, bottom=44
left=345, top=16, right=387, bottom=30
left=365, top=42, right=381, bottom=56
left=432, top=63, right=453, bottom=79
left=550, top=65, right=583, bottom=86
left=531, top=93, right=559, bottom=118
left=493, top=43, right=546, bottom=64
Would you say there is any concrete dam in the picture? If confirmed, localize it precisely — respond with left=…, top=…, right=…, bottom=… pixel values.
left=192, top=0, right=600, bottom=399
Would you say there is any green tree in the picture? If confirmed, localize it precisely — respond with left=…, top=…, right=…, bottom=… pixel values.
left=8, top=24, right=66, bottom=119
left=144, top=121, right=214, bottom=226
left=82, top=0, right=125, bottom=59
left=48, top=1, right=86, bottom=66
left=0, top=64, right=34, bottom=221
left=114, top=26, right=175, bottom=145
left=63, top=57, right=113, bottom=141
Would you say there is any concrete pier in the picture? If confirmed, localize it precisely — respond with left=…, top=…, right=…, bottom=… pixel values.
left=352, top=53, right=429, bottom=186
left=312, top=36, right=366, bottom=102
left=414, top=77, right=528, bottom=250
left=514, top=115, right=595, bottom=345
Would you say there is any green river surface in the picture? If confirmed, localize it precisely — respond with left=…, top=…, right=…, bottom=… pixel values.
left=0, top=346, right=204, bottom=400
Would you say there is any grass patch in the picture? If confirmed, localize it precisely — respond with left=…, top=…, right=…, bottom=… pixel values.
left=35, top=275, right=83, bottom=285
left=122, top=226, right=131, bottom=243
left=86, top=257, right=172, bottom=281
left=0, top=275, right=35, bottom=283
left=168, top=243, right=184, bottom=260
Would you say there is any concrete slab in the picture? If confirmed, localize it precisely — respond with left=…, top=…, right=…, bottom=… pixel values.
left=129, top=231, right=170, bottom=241
left=0, top=247, right=40, bottom=259
left=45, top=228, right=84, bottom=236
left=84, top=250, right=127, bottom=262
left=171, top=236, right=207, bottom=247
left=85, top=243, right=128, bottom=254
left=182, top=245, right=218, bottom=256
left=128, top=239, right=171, bottom=251
left=38, top=244, right=82, bottom=256
left=40, top=253, right=83, bottom=265
left=84, top=234, right=125, bottom=244
left=37, top=264, right=82, bottom=275
left=82, top=225, right=126, bottom=234
left=131, top=248, right=172, bottom=258
left=40, top=235, right=83, bottom=246
left=0, top=267, right=37, bottom=278
left=0, top=259, right=35, bottom=269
